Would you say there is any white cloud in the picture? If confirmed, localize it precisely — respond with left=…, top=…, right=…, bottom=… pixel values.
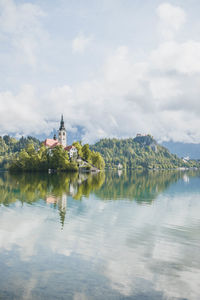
left=0, top=1, right=200, bottom=144
left=0, top=85, right=49, bottom=136
left=151, top=40, right=200, bottom=74
left=0, top=0, right=46, bottom=67
left=72, top=33, right=93, bottom=53
left=43, top=40, right=200, bottom=143
left=1, top=37, right=200, bottom=144
left=157, top=2, right=186, bottom=40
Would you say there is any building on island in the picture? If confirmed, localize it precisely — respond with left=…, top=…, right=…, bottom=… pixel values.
left=44, top=115, right=78, bottom=158
left=65, top=145, right=78, bottom=158
left=58, top=114, right=67, bottom=147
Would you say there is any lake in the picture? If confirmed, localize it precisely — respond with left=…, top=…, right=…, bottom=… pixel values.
left=0, top=170, right=200, bottom=300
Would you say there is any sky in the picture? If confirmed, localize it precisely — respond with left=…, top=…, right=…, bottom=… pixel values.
left=1, top=0, right=200, bottom=143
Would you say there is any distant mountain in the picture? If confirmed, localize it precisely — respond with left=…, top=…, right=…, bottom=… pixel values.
left=161, top=142, right=200, bottom=160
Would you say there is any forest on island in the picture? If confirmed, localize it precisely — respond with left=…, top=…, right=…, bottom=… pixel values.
left=0, top=135, right=105, bottom=172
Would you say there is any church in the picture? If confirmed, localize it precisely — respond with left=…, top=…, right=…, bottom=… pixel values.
left=44, top=115, right=78, bottom=158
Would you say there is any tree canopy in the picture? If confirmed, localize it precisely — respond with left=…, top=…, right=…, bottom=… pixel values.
left=91, top=136, right=200, bottom=169
left=0, top=135, right=40, bottom=170
left=9, top=140, right=105, bottom=172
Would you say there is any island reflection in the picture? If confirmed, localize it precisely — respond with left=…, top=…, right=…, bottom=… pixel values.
left=0, top=170, right=200, bottom=299
left=0, top=169, right=199, bottom=208
left=0, top=172, right=105, bottom=204
left=95, top=169, right=200, bottom=202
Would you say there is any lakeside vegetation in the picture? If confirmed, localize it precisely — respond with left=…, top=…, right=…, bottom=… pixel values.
left=0, top=135, right=40, bottom=170
left=0, top=135, right=105, bottom=172
left=0, top=134, right=199, bottom=171
left=91, top=135, right=200, bottom=170
left=9, top=142, right=105, bottom=172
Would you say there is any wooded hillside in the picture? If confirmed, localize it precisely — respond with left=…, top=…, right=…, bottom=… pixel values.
left=91, top=135, right=199, bottom=169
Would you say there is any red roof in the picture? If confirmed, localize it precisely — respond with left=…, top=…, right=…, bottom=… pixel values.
left=65, top=145, right=76, bottom=151
left=44, top=140, right=77, bottom=152
left=44, top=139, right=60, bottom=148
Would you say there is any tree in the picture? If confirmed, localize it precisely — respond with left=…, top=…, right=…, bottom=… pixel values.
left=72, top=141, right=83, bottom=157
left=50, top=146, right=69, bottom=170
left=82, top=144, right=91, bottom=162
left=91, top=151, right=105, bottom=170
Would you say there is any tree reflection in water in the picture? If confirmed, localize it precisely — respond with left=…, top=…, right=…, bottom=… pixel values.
left=0, top=171, right=105, bottom=228
left=95, top=169, right=200, bottom=203
left=0, top=169, right=199, bottom=227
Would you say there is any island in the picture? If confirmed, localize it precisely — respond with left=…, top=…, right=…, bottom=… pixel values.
left=1, top=116, right=105, bottom=172
left=0, top=116, right=199, bottom=172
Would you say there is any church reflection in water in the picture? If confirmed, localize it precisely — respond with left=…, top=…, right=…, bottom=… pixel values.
left=45, top=177, right=85, bottom=227
left=0, top=169, right=199, bottom=228
left=46, top=194, right=67, bottom=228
left=0, top=171, right=105, bottom=227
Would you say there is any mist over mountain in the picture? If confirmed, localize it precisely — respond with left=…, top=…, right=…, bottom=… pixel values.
left=161, top=142, right=200, bottom=159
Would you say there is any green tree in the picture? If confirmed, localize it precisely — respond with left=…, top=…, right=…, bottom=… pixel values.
left=82, top=144, right=91, bottom=162
left=50, top=146, right=70, bottom=170
left=91, top=151, right=105, bottom=170
left=72, top=141, right=83, bottom=157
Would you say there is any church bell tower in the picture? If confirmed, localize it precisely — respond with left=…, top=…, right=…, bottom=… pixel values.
left=58, top=115, right=67, bottom=147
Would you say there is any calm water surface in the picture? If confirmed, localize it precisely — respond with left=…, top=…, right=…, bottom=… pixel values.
left=0, top=170, right=200, bottom=300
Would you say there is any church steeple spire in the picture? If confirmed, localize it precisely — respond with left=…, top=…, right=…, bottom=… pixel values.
left=59, top=114, right=65, bottom=130
left=58, top=114, right=67, bottom=147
